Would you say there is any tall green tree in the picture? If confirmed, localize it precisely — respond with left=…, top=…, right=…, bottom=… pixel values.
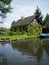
left=44, top=14, right=49, bottom=28
left=34, top=6, right=43, bottom=25
left=0, top=0, right=12, bottom=22
left=44, top=14, right=49, bottom=23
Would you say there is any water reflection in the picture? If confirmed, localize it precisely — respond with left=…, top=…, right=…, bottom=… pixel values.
left=0, top=38, right=49, bottom=65
left=43, top=40, right=49, bottom=56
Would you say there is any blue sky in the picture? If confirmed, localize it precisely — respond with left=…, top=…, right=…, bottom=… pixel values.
left=3, top=0, right=49, bottom=28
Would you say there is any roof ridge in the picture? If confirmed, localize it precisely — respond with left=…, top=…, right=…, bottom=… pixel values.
left=12, top=15, right=35, bottom=27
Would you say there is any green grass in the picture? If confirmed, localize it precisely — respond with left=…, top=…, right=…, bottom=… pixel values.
left=0, top=34, right=39, bottom=40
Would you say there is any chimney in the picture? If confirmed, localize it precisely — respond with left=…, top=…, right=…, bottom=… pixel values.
left=21, top=16, right=24, bottom=20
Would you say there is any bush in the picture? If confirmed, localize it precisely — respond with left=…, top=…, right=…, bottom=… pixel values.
left=28, top=24, right=42, bottom=35
left=22, top=31, right=27, bottom=35
left=7, top=31, right=14, bottom=36
left=16, top=32, right=22, bottom=35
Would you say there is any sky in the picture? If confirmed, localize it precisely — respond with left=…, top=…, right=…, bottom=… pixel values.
left=1, top=0, right=49, bottom=28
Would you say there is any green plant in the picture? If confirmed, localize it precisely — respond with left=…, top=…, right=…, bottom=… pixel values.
left=28, top=24, right=42, bottom=35
left=0, top=0, right=12, bottom=22
left=34, top=6, right=43, bottom=25
left=7, top=31, right=13, bottom=36
left=16, top=32, right=22, bottom=35
left=22, top=31, right=27, bottom=35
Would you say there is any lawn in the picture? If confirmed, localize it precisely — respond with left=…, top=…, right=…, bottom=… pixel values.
left=0, top=34, right=39, bottom=40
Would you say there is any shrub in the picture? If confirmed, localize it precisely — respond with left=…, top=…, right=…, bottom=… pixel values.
left=22, top=31, right=27, bottom=35
left=7, top=31, right=14, bottom=36
left=16, top=32, right=22, bottom=35
left=28, top=24, right=42, bottom=35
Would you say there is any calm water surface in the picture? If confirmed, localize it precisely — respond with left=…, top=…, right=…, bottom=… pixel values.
left=0, top=38, right=49, bottom=65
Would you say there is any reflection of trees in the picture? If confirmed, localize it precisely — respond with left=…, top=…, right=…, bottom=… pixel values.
left=43, top=40, right=49, bottom=56
left=11, top=38, right=43, bottom=65
left=36, top=44, right=43, bottom=65
left=0, top=38, right=49, bottom=65
left=11, top=39, right=41, bottom=56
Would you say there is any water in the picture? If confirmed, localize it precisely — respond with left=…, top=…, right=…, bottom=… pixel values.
left=0, top=38, right=49, bottom=65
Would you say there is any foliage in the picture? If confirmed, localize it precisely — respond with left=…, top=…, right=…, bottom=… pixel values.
left=34, top=6, right=43, bottom=25
left=44, top=22, right=49, bottom=28
left=44, top=14, right=49, bottom=22
left=0, top=0, right=12, bottom=5
left=10, top=20, right=16, bottom=31
left=0, top=0, right=12, bottom=22
left=42, top=14, right=49, bottom=33
left=22, top=31, right=27, bottom=35
left=7, top=30, right=14, bottom=36
left=28, top=24, right=42, bottom=35
left=7, top=30, right=22, bottom=36
left=43, top=22, right=49, bottom=33
left=15, top=32, right=22, bottom=35
left=44, top=14, right=49, bottom=28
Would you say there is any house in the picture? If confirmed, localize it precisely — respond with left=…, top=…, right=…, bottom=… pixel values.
left=11, top=15, right=40, bottom=32
left=0, top=27, right=7, bottom=35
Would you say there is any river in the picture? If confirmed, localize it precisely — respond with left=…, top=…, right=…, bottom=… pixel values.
left=0, top=38, right=49, bottom=65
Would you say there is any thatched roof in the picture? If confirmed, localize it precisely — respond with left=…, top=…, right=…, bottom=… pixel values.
left=12, top=15, right=36, bottom=27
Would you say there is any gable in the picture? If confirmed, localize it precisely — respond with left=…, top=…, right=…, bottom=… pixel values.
left=31, top=19, right=38, bottom=24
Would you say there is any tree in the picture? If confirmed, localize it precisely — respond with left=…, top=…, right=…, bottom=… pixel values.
left=0, top=0, right=12, bottom=22
left=42, top=14, right=49, bottom=33
left=44, top=14, right=49, bottom=25
left=10, top=20, right=16, bottom=31
left=34, top=6, right=43, bottom=25
left=43, top=14, right=49, bottom=28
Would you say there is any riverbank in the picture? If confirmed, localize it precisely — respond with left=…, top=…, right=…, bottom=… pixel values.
left=0, top=34, right=40, bottom=42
